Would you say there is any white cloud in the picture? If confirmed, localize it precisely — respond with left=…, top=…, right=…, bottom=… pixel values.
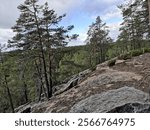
left=0, top=0, right=79, bottom=43
left=102, top=8, right=122, bottom=21
left=0, top=0, right=79, bottom=29
left=46, top=0, right=81, bottom=14
left=107, top=22, right=122, bottom=40
left=0, top=0, right=25, bottom=29
left=68, top=32, right=87, bottom=46
left=82, top=0, right=123, bottom=15
left=0, top=29, right=15, bottom=43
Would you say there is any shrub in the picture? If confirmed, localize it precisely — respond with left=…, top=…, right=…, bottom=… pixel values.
left=143, top=48, right=150, bottom=53
left=131, top=49, right=143, bottom=57
left=118, top=53, right=131, bottom=60
left=107, top=59, right=116, bottom=67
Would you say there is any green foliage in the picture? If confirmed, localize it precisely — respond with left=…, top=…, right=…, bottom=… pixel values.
left=86, top=16, right=112, bottom=64
left=131, top=49, right=144, bottom=57
left=0, top=41, right=150, bottom=112
left=58, top=49, right=89, bottom=82
left=117, top=47, right=150, bottom=61
left=8, top=0, right=78, bottom=99
left=107, top=59, right=116, bottom=67
left=143, top=47, right=150, bottom=53
left=118, top=0, right=150, bottom=50
left=118, top=53, right=132, bottom=60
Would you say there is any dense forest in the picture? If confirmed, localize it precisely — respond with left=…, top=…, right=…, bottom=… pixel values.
left=0, top=0, right=150, bottom=112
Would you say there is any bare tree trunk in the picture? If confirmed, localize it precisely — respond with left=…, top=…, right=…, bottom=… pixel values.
left=148, top=0, right=150, bottom=101
left=34, top=59, right=47, bottom=101
left=22, top=75, right=28, bottom=103
left=4, top=76, right=14, bottom=113
left=40, top=47, right=51, bottom=99
left=32, top=3, right=51, bottom=99
left=48, top=52, right=53, bottom=97
left=18, top=62, right=28, bottom=104
left=148, top=0, right=150, bottom=24
left=46, top=23, right=53, bottom=97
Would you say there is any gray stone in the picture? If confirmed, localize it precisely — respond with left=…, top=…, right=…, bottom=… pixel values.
left=78, top=69, right=91, bottom=78
left=52, top=84, right=65, bottom=94
left=53, top=69, right=92, bottom=95
left=15, top=102, right=46, bottom=113
left=53, top=76, right=79, bottom=96
left=80, top=69, right=142, bottom=87
left=15, top=103, right=32, bottom=113
left=107, top=103, right=150, bottom=113
left=70, top=87, right=150, bottom=113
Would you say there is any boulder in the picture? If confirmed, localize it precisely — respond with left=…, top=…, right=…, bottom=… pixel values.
left=70, top=87, right=150, bottom=113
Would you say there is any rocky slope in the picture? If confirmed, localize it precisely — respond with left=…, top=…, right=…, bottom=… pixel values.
left=70, top=87, right=150, bottom=113
left=16, top=53, right=150, bottom=113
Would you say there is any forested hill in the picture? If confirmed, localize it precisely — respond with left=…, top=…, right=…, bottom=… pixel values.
left=0, top=45, right=86, bottom=112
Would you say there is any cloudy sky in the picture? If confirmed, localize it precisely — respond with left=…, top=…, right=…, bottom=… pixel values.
left=0, top=0, right=124, bottom=46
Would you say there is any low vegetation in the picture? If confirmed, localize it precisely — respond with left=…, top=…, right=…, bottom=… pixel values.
left=107, top=59, right=116, bottom=67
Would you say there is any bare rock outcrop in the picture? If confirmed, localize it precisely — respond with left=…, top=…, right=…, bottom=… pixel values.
left=70, top=87, right=150, bottom=113
left=80, top=68, right=142, bottom=87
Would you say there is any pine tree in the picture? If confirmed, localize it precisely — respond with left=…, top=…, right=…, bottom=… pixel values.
left=118, top=0, right=150, bottom=50
left=9, top=0, right=78, bottom=99
left=41, top=2, right=78, bottom=97
left=86, top=16, right=111, bottom=65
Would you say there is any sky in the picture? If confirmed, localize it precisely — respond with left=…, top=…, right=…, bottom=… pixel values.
left=0, top=0, right=124, bottom=46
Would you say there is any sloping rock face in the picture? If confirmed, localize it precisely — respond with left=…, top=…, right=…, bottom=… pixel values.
left=80, top=68, right=142, bottom=88
left=70, top=87, right=150, bottom=113
left=16, top=53, right=150, bottom=113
